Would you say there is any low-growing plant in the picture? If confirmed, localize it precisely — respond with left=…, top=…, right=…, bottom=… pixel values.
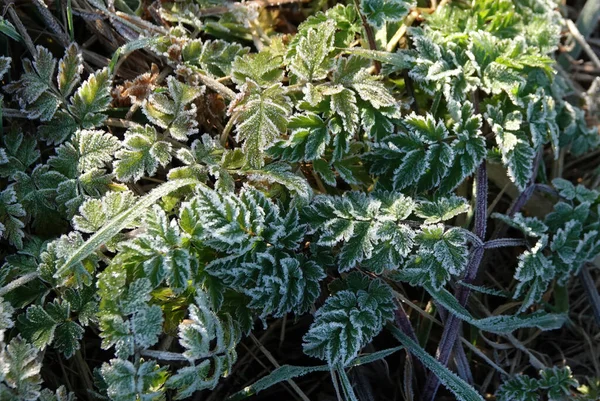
left=0, top=0, right=599, bottom=400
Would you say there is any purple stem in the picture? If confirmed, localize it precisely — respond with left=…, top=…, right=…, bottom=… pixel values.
left=394, top=300, right=425, bottom=379
left=422, top=162, right=487, bottom=401
left=437, top=306, right=474, bottom=384
left=394, top=301, right=419, bottom=343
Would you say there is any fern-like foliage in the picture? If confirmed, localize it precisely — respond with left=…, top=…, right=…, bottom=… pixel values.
left=114, top=125, right=172, bottom=182
left=360, top=0, right=413, bottom=29
left=497, top=366, right=581, bottom=401
left=404, top=224, right=469, bottom=290
left=101, top=358, right=166, bottom=401
left=143, top=76, right=203, bottom=141
left=368, top=107, right=485, bottom=192
left=119, top=205, right=193, bottom=294
left=18, top=299, right=85, bottom=358
left=302, top=272, right=395, bottom=367
left=0, top=337, right=43, bottom=401
left=493, top=179, right=600, bottom=311
left=0, top=1, right=598, bottom=400
left=4, top=44, right=111, bottom=145
left=230, top=81, right=291, bottom=168
left=305, top=191, right=416, bottom=273
left=166, top=291, right=239, bottom=398
left=0, top=187, right=26, bottom=248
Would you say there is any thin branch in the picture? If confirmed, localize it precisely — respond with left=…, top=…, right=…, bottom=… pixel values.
left=566, top=19, right=600, bottom=69
left=190, top=66, right=237, bottom=101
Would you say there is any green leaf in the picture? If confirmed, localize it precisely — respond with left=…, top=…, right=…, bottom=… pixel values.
left=552, top=178, right=598, bottom=203
left=368, top=113, right=458, bottom=191
left=0, top=297, right=14, bottom=333
left=246, top=162, right=313, bottom=202
left=18, top=299, right=84, bottom=358
left=288, top=20, right=335, bottom=82
left=166, top=360, right=218, bottom=399
left=168, top=134, right=230, bottom=186
left=492, top=212, right=547, bottom=238
left=482, top=62, right=524, bottom=100
left=120, top=205, right=192, bottom=293
left=269, top=112, right=330, bottom=162
left=360, top=0, right=413, bottom=29
left=538, top=366, right=579, bottom=401
left=166, top=292, right=238, bottom=399
left=303, top=273, right=395, bottom=366
left=404, top=224, right=468, bottom=290
left=51, top=129, right=120, bottom=174
left=0, top=17, right=22, bottom=43
left=313, top=159, right=337, bottom=186
left=12, top=165, right=65, bottom=230
left=56, top=179, right=199, bottom=278
left=57, top=43, right=83, bottom=97
left=307, top=191, right=416, bottom=272
left=130, top=305, right=163, bottom=350
left=0, top=56, right=11, bottom=81
left=415, top=196, right=470, bottom=224
left=38, top=385, right=76, bottom=401
left=210, top=249, right=324, bottom=318
left=72, top=191, right=137, bottom=234
left=3, top=46, right=59, bottom=121
left=527, top=88, right=559, bottom=158
left=0, top=336, right=43, bottom=401
left=183, top=39, right=249, bottom=78
left=231, top=50, right=284, bottom=87
left=485, top=105, right=536, bottom=191
left=231, top=81, right=292, bottom=168
left=421, top=282, right=566, bottom=333
left=99, top=315, right=134, bottom=358
left=69, top=67, right=112, bottom=128
left=496, top=374, right=541, bottom=401
left=0, top=187, right=26, bottom=249
left=101, top=359, right=166, bottom=401
left=143, top=76, right=203, bottom=141
left=39, top=231, right=98, bottom=287
left=439, top=101, right=486, bottom=193
left=38, top=110, right=79, bottom=145
left=0, top=131, right=40, bottom=179
left=514, top=236, right=554, bottom=312
left=178, top=291, right=239, bottom=361
left=115, top=125, right=173, bottom=182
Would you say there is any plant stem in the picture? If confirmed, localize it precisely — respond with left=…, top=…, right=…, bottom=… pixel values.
left=352, top=0, right=381, bottom=73
left=422, top=161, right=487, bottom=401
